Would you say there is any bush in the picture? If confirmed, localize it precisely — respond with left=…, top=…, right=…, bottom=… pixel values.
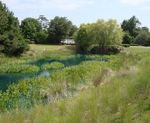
left=91, top=45, right=122, bottom=55
left=3, top=38, right=29, bottom=56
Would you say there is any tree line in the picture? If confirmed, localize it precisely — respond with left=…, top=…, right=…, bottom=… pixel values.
left=21, top=16, right=77, bottom=44
left=0, top=1, right=150, bottom=56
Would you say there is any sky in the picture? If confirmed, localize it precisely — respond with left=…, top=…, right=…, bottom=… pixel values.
left=2, top=0, right=150, bottom=28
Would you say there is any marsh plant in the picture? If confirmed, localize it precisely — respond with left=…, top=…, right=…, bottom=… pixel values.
left=0, top=64, right=40, bottom=73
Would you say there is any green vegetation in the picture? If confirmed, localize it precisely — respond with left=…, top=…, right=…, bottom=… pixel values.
left=0, top=64, right=39, bottom=73
left=0, top=1, right=150, bottom=123
left=48, top=16, right=77, bottom=44
left=21, top=17, right=42, bottom=43
left=42, top=62, right=65, bottom=70
left=0, top=45, right=149, bottom=123
left=121, top=16, right=150, bottom=46
left=134, top=30, right=150, bottom=46
left=0, top=1, right=28, bottom=56
left=75, top=19, right=123, bottom=54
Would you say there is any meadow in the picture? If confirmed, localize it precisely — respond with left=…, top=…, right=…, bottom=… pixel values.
left=0, top=45, right=150, bottom=123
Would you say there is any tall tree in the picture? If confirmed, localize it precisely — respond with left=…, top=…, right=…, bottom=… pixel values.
left=48, top=16, right=72, bottom=44
left=21, top=18, right=42, bottom=42
left=0, top=1, right=28, bottom=56
left=121, top=16, right=141, bottom=44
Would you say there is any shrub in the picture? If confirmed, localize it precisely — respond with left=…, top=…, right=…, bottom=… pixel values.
left=122, top=44, right=130, bottom=47
left=3, top=38, right=29, bottom=56
left=91, top=45, right=122, bottom=55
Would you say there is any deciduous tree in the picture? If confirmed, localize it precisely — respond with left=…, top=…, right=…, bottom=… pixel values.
left=21, top=18, right=42, bottom=43
left=48, top=16, right=73, bottom=44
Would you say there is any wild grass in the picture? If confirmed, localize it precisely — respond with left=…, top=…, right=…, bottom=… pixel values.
left=0, top=64, right=39, bottom=73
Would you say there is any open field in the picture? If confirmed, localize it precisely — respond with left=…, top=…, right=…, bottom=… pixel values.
left=0, top=45, right=150, bottom=123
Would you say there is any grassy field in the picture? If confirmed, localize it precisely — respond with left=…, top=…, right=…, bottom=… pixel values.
left=0, top=45, right=150, bottom=123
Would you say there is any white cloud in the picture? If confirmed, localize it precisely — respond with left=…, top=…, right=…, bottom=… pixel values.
left=2, top=0, right=95, bottom=11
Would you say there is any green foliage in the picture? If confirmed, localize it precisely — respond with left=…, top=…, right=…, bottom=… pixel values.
left=69, top=25, right=78, bottom=38
left=0, top=60, right=103, bottom=111
left=121, top=16, right=150, bottom=46
left=0, top=64, right=39, bottom=73
left=122, top=32, right=133, bottom=44
left=35, top=31, right=48, bottom=44
left=21, top=17, right=42, bottom=42
left=134, top=30, right=150, bottom=46
left=75, top=19, right=123, bottom=54
left=75, top=26, right=92, bottom=53
left=51, top=61, right=102, bottom=86
left=42, top=62, right=65, bottom=70
left=121, top=16, right=141, bottom=38
left=48, top=16, right=74, bottom=44
left=0, top=1, right=29, bottom=56
left=3, top=37, right=29, bottom=56
left=0, top=77, right=50, bottom=111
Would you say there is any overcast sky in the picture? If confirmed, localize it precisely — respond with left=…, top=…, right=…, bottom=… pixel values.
left=2, top=0, right=150, bottom=28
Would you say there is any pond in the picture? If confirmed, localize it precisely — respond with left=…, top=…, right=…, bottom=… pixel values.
left=0, top=55, right=108, bottom=92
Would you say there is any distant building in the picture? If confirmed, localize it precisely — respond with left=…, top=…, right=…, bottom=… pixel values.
left=61, top=39, right=75, bottom=45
